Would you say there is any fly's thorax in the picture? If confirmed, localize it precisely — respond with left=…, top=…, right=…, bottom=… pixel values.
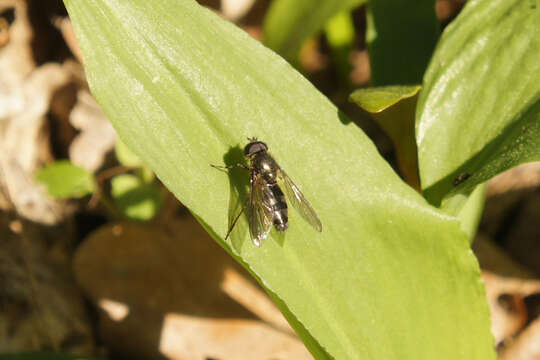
left=251, top=152, right=279, bottom=182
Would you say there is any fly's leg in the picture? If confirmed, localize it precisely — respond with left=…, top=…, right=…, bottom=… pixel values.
left=211, top=163, right=250, bottom=239
left=225, top=198, right=248, bottom=240
left=210, top=163, right=249, bottom=171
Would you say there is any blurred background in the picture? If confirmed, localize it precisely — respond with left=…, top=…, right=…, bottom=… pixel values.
left=0, top=0, right=539, bottom=359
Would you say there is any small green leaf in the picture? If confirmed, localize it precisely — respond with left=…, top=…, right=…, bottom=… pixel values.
left=417, top=0, right=540, bottom=208
left=111, top=174, right=162, bottom=221
left=263, top=0, right=366, bottom=63
left=350, top=85, right=421, bottom=113
left=366, top=0, right=439, bottom=85
left=35, top=160, right=95, bottom=199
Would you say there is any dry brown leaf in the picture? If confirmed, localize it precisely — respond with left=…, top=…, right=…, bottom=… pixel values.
left=0, top=0, right=71, bottom=223
left=487, top=162, right=540, bottom=198
left=69, top=89, right=116, bottom=172
left=499, top=318, right=540, bottom=360
left=483, top=271, right=540, bottom=346
left=74, top=217, right=312, bottom=360
left=54, top=17, right=84, bottom=64
left=221, top=0, right=256, bottom=21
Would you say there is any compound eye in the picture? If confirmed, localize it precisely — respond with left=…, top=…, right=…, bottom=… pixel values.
left=244, top=141, right=267, bottom=156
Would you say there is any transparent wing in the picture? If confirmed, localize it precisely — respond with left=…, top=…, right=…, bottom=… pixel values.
left=248, top=173, right=273, bottom=246
left=278, top=169, right=322, bottom=232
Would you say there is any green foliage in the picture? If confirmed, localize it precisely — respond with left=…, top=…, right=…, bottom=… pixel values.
left=324, top=11, right=355, bottom=87
left=35, top=160, right=95, bottom=199
left=263, top=0, right=366, bottom=63
left=350, top=85, right=422, bottom=188
left=366, top=0, right=439, bottom=85
left=64, top=0, right=495, bottom=359
left=350, top=85, right=421, bottom=113
left=111, top=174, right=162, bottom=221
left=416, top=0, right=540, bottom=210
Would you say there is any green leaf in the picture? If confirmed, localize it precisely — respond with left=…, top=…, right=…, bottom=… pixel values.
left=350, top=85, right=421, bottom=113
left=366, top=0, right=439, bottom=85
left=417, top=0, right=540, bottom=208
left=65, top=0, right=495, bottom=359
left=111, top=174, right=162, bottom=221
left=454, top=184, right=486, bottom=242
left=350, top=85, right=421, bottom=188
left=263, top=0, right=367, bottom=63
left=35, top=160, right=95, bottom=199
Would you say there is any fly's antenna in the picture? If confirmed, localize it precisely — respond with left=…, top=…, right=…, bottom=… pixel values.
left=247, top=137, right=258, bottom=142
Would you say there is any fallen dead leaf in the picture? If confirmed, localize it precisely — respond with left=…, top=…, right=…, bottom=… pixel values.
left=487, top=162, right=540, bottom=198
left=74, top=216, right=312, bottom=360
left=483, top=271, right=540, bottom=347
left=221, top=0, right=256, bottom=21
left=0, top=0, right=71, bottom=223
left=54, top=17, right=83, bottom=64
left=69, top=89, right=116, bottom=172
left=499, top=317, right=540, bottom=360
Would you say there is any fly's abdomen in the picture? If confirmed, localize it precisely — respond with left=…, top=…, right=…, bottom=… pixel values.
left=267, top=183, right=288, bottom=231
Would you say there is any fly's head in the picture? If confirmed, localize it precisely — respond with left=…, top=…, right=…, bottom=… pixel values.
left=244, top=138, right=268, bottom=158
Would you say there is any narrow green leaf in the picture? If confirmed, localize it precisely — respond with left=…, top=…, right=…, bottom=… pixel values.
left=447, top=184, right=487, bottom=242
left=350, top=85, right=421, bottom=188
left=263, top=0, right=366, bottom=63
left=111, top=174, right=162, bottom=221
left=65, top=0, right=494, bottom=358
left=366, top=0, right=439, bottom=85
left=417, top=0, right=540, bottom=208
left=35, top=160, right=95, bottom=199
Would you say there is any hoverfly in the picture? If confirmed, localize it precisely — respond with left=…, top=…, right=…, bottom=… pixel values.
left=211, top=138, right=322, bottom=246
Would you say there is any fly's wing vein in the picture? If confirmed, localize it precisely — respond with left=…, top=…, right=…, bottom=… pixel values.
left=248, top=173, right=273, bottom=246
left=278, top=169, right=322, bottom=232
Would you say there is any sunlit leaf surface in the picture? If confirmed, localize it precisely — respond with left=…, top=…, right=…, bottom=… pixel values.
left=417, top=0, right=540, bottom=207
left=65, top=1, right=494, bottom=358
